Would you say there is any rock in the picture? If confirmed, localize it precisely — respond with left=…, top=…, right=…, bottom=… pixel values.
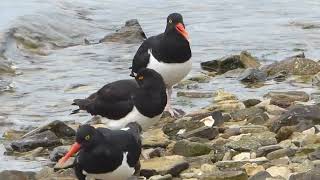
left=180, top=126, right=219, bottom=140
left=140, top=155, right=189, bottom=177
left=275, top=126, right=296, bottom=142
left=262, top=56, right=320, bottom=76
left=256, top=145, right=282, bottom=157
left=54, top=157, right=75, bottom=170
left=142, top=128, right=170, bottom=148
left=266, top=166, right=291, bottom=179
left=253, top=131, right=277, bottom=146
left=269, top=71, right=289, bottom=82
left=188, top=74, right=211, bottom=83
left=149, top=174, right=172, bottom=180
left=0, top=170, right=36, bottom=180
left=36, top=166, right=76, bottom=179
left=11, top=130, right=61, bottom=152
left=243, top=99, right=261, bottom=108
left=242, top=163, right=265, bottom=176
left=177, top=91, right=213, bottom=98
left=99, top=19, right=146, bottom=44
left=309, top=149, right=320, bottom=160
left=230, top=107, right=268, bottom=124
left=201, top=51, right=260, bottom=74
left=211, top=90, right=245, bottom=112
left=3, top=129, right=27, bottom=140
left=22, top=120, right=75, bottom=138
left=232, top=152, right=251, bottom=161
left=271, top=105, right=320, bottom=133
left=173, top=140, right=211, bottom=157
left=312, top=72, right=320, bottom=86
left=248, top=171, right=272, bottom=180
left=265, top=91, right=309, bottom=108
left=222, top=127, right=241, bottom=138
left=289, top=168, right=320, bottom=180
left=238, top=68, right=267, bottom=83
left=200, top=170, right=248, bottom=180
left=240, top=125, right=269, bottom=134
left=266, top=148, right=296, bottom=160
left=22, top=147, right=45, bottom=160
left=200, top=163, right=219, bottom=174
left=225, top=135, right=262, bottom=152
left=215, top=157, right=268, bottom=170
left=49, top=145, right=70, bottom=162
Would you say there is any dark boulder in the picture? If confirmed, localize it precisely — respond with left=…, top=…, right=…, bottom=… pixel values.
left=238, top=68, right=267, bottom=83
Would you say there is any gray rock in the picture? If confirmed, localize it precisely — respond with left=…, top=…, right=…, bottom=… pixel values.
left=162, top=117, right=206, bottom=138
left=238, top=68, right=267, bottom=83
left=200, top=170, right=248, bottom=180
left=149, top=174, right=172, bottom=180
left=0, top=170, right=36, bottom=180
left=243, top=99, right=262, bottom=108
left=230, top=107, right=267, bottom=123
left=262, top=56, right=320, bottom=76
left=142, top=128, right=170, bottom=148
left=289, top=168, right=320, bottom=180
left=215, top=158, right=268, bottom=170
left=225, top=135, right=262, bottom=152
left=221, top=127, right=241, bottom=139
left=49, top=145, right=70, bottom=162
left=271, top=105, right=320, bottom=134
left=22, top=120, right=75, bottom=138
left=309, top=149, right=320, bottom=161
left=11, top=130, right=61, bottom=152
left=177, top=91, right=213, bottom=98
left=201, top=51, right=260, bottom=74
left=140, top=155, right=189, bottom=178
left=256, top=145, right=282, bottom=157
left=248, top=171, right=272, bottom=180
left=265, top=91, right=309, bottom=108
left=180, top=126, right=219, bottom=140
left=173, top=140, right=211, bottom=157
left=99, top=19, right=146, bottom=44
left=266, top=148, right=296, bottom=160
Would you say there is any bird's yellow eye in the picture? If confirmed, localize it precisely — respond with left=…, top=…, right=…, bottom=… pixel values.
left=85, top=135, right=90, bottom=141
left=138, top=76, right=144, bottom=80
left=169, top=19, right=172, bottom=23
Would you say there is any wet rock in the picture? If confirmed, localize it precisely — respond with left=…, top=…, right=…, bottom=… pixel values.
left=22, top=120, right=75, bottom=138
left=312, top=72, right=320, bottom=86
left=269, top=71, right=289, bottom=82
left=248, top=171, right=272, bottom=180
left=142, top=128, right=170, bottom=148
left=0, top=170, right=36, bottom=180
left=162, top=117, right=202, bottom=137
left=142, top=147, right=165, bottom=159
left=180, top=126, right=219, bottom=140
left=262, top=56, right=320, bottom=76
left=201, top=51, right=260, bottom=74
left=49, top=145, right=70, bottom=162
left=149, top=174, right=172, bottom=180
left=265, top=91, right=309, bottom=108
left=200, top=170, right=248, bottom=180
left=289, top=168, right=320, bottom=180
left=210, top=90, right=245, bottom=112
left=242, top=163, right=265, bottom=177
left=226, top=135, right=262, bottom=152
left=177, top=91, right=213, bottom=98
left=11, top=130, right=61, bottom=152
left=140, top=155, right=189, bottom=177
left=173, top=140, right=211, bottom=157
left=54, top=157, right=75, bottom=170
left=256, top=145, right=282, bottom=157
left=243, top=99, right=261, bottom=108
left=230, top=107, right=268, bottom=124
left=99, top=19, right=146, bottom=44
left=271, top=105, right=320, bottom=134
left=22, top=147, right=45, bottom=160
left=2, top=129, right=26, bottom=140
left=266, top=148, right=296, bottom=160
left=37, top=166, right=76, bottom=179
left=188, top=74, right=211, bottom=83
left=266, top=166, right=291, bottom=179
left=238, top=68, right=267, bottom=83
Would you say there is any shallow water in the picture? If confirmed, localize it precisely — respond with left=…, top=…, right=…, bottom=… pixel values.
left=0, top=0, right=320, bottom=171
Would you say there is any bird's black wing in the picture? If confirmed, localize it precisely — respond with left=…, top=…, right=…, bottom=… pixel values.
left=130, top=34, right=163, bottom=75
left=73, top=79, right=139, bottom=119
left=74, top=156, right=86, bottom=180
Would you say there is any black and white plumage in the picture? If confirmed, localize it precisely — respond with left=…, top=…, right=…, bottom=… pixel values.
left=130, top=13, right=192, bottom=117
left=59, top=123, right=142, bottom=180
left=72, top=68, right=167, bottom=130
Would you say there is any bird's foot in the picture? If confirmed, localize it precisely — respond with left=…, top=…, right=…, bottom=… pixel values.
left=164, top=106, right=181, bottom=118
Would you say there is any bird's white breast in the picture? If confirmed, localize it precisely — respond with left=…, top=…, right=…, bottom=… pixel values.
left=147, top=51, right=192, bottom=87
left=98, top=106, right=162, bottom=130
left=84, top=152, right=135, bottom=180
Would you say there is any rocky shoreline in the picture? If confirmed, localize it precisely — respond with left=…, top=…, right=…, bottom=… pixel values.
left=1, top=49, right=320, bottom=180
left=1, top=19, right=320, bottom=179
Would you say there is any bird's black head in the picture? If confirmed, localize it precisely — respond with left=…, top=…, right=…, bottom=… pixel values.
left=165, top=13, right=189, bottom=41
left=75, top=124, right=98, bottom=149
left=135, top=68, right=165, bottom=89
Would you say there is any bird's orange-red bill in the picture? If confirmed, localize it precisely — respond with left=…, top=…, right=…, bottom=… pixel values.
left=58, top=142, right=81, bottom=164
left=175, top=23, right=189, bottom=40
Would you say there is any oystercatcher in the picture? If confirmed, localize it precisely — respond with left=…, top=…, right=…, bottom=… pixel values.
left=71, top=68, right=167, bottom=130
left=58, top=122, right=142, bottom=180
left=130, top=13, right=192, bottom=117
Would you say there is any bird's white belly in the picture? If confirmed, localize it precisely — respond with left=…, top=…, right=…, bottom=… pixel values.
left=147, top=53, right=192, bottom=87
left=99, top=106, right=162, bottom=130
left=84, top=152, right=135, bottom=180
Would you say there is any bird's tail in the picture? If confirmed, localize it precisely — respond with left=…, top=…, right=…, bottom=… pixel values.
left=125, top=122, right=142, bottom=135
left=71, top=99, right=90, bottom=115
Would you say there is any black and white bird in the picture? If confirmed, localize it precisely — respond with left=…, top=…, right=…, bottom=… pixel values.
left=71, top=68, right=167, bottom=130
left=130, top=13, right=192, bottom=117
left=58, top=122, right=142, bottom=180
